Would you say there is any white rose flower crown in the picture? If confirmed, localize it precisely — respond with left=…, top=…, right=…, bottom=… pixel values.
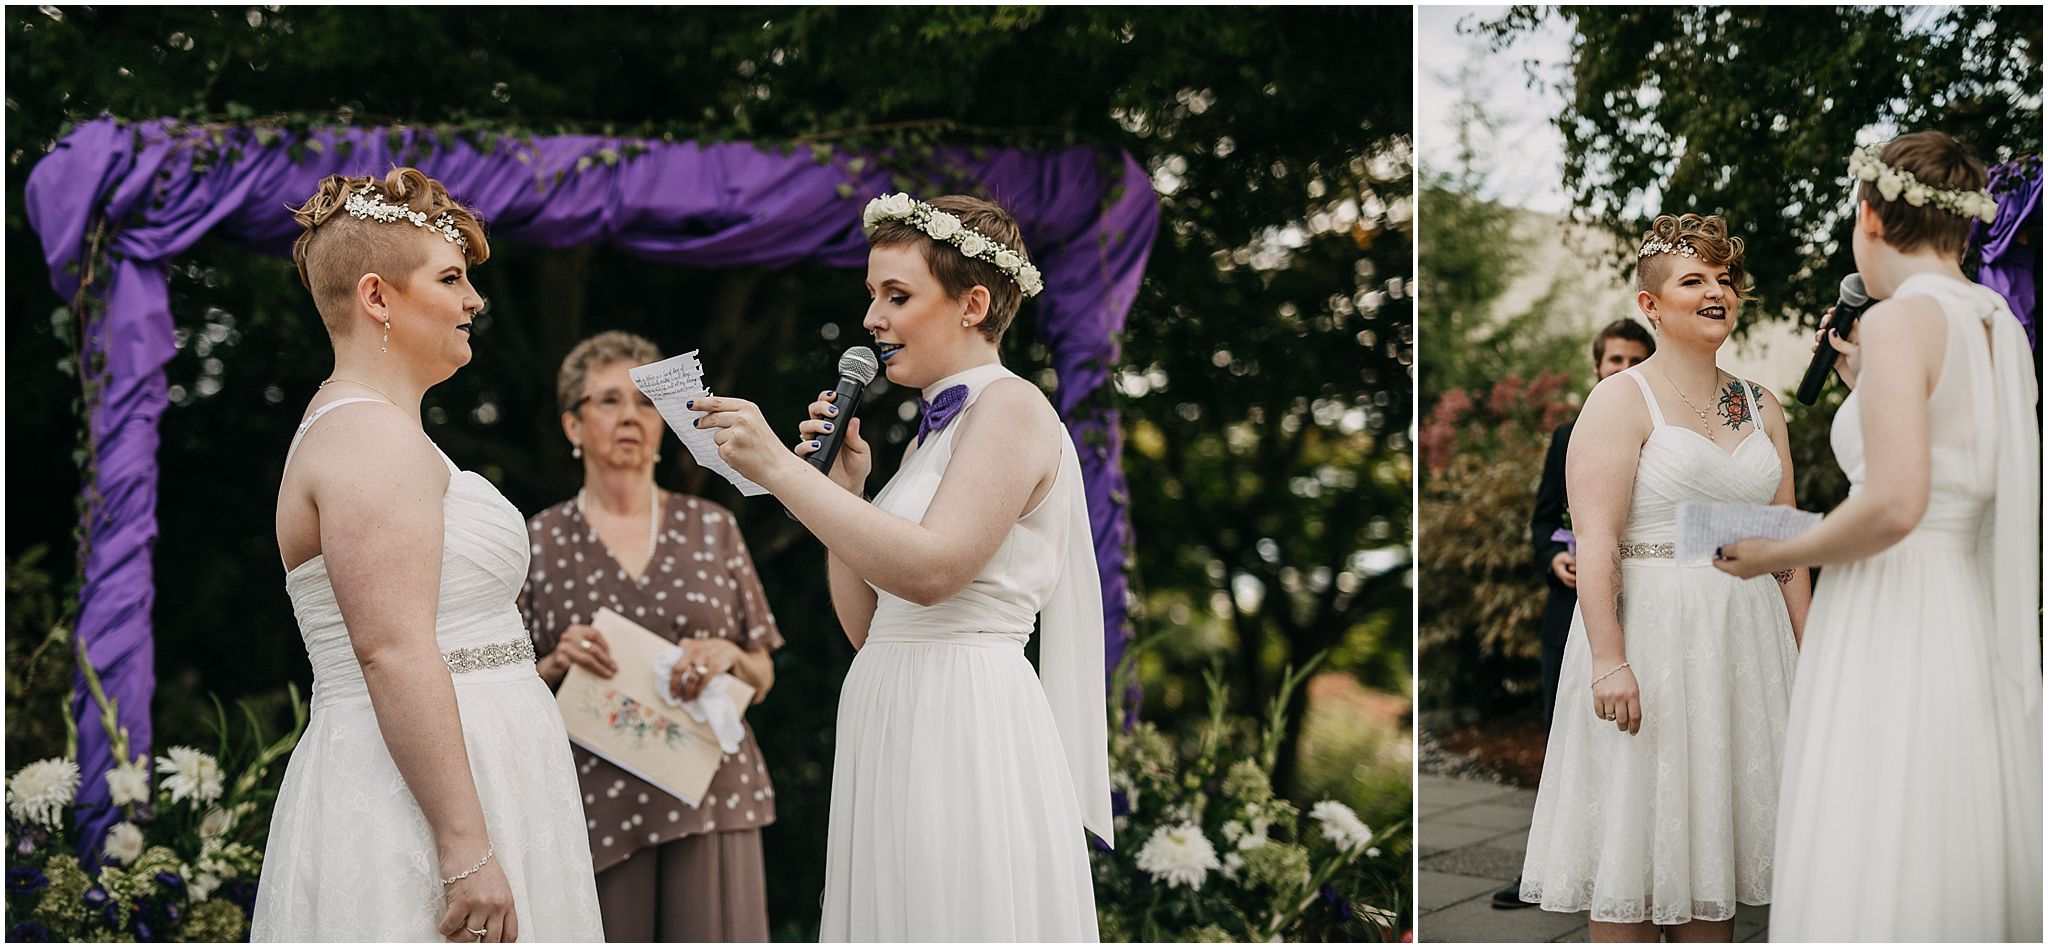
left=1848, top=145, right=1999, bottom=224
left=861, top=192, right=1044, bottom=297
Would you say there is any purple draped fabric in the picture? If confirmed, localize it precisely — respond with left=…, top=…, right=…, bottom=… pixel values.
left=1973, top=159, right=2043, bottom=348
left=24, top=117, right=1157, bottom=854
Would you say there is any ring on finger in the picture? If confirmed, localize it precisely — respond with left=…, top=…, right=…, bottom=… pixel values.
left=579, top=639, right=593, bottom=651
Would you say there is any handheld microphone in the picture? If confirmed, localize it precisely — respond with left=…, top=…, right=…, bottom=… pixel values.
left=1794, top=274, right=1874, bottom=405
left=808, top=346, right=879, bottom=473
left=784, top=347, right=879, bottom=523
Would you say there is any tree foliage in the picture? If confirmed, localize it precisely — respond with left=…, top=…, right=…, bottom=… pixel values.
left=1480, top=5, right=2043, bottom=331
left=6, top=7, right=1411, bottom=936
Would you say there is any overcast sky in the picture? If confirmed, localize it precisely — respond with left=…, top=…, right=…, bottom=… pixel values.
left=1416, top=5, right=1575, bottom=214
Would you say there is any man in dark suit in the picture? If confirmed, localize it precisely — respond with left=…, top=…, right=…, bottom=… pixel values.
left=1494, top=317, right=1654, bottom=910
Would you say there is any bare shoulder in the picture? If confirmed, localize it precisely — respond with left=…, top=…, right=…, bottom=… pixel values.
left=295, top=401, right=447, bottom=497
left=977, top=376, right=1058, bottom=423
left=1576, top=370, right=1652, bottom=441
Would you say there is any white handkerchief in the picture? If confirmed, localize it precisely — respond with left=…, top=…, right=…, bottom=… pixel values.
left=1675, top=501, right=1823, bottom=564
left=649, top=646, right=747, bottom=755
left=630, top=350, right=768, bottom=496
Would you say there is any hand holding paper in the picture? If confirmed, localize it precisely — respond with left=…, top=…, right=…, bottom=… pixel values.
left=1676, top=502, right=1822, bottom=565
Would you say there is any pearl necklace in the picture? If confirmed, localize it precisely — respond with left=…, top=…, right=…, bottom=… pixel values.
left=577, top=483, right=662, bottom=569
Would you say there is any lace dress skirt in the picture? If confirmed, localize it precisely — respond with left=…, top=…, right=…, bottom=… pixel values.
left=1520, top=558, right=1797, bottom=924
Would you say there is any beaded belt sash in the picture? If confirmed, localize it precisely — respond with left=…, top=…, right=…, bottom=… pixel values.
left=442, top=638, right=536, bottom=673
left=1618, top=542, right=1675, bottom=559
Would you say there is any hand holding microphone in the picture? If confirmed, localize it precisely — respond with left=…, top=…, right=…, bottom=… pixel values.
left=1794, top=274, right=1874, bottom=404
left=793, top=347, right=879, bottom=495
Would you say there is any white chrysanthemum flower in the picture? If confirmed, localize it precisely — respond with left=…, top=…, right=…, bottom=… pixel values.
left=1134, top=822, right=1221, bottom=890
left=105, top=756, right=151, bottom=807
left=155, top=746, right=224, bottom=807
left=1310, top=799, right=1374, bottom=851
left=924, top=210, right=962, bottom=240
left=103, top=821, right=145, bottom=864
left=7, top=758, right=80, bottom=828
left=200, top=806, right=235, bottom=839
left=958, top=233, right=989, bottom=258
left=994, top=249, right=1022, bottom=269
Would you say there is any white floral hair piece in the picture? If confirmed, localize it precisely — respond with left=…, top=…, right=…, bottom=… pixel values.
left=1848, top=145, right=1999, bottom=224
left=344, top=185, right=469, bottom=248
left=861, top=192, right=1043, bottom=297
left=1635, top=236, right=1701, bottom=260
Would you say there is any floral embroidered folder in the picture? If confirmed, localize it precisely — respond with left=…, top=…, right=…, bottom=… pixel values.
left=556, top=607, right=754, bottom=806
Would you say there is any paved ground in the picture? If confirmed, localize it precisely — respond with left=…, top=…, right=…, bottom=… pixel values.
left=1416, top=773, right=1769, bottom=943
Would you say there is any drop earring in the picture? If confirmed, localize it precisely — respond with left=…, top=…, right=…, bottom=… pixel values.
left=572, top=444, right=583, bottom=460
left=381, top=319, right=391, bottom=353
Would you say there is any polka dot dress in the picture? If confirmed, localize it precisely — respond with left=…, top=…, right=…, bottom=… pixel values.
left=518, top=490, right=784, bottom=874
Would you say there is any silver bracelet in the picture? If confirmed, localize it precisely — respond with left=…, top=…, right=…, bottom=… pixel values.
left=440, top=842, right=494, bottom=886
left=1591, top=661, right=1631, bottom=687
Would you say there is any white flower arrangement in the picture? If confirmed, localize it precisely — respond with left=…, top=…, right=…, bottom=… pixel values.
left=1310, top=800, right=1375, bottom=853
left=7, top=758, right=80, bottom=828
left=1135, top=821, right=1223, bottom=890
left=861, top=192, right=1044, bottom=297
left=1848, top=146, right=1999, bottom=223
left=155, top=745, right=225, bottom=807
left=344, top=185, right=470, bottom=247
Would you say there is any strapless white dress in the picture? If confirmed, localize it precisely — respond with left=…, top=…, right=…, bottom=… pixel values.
left=252, top=398, right=603, bottom=942
left=818, top=364, right=1112, bottom=942
left=1521, top=368, right=1799, bottom=924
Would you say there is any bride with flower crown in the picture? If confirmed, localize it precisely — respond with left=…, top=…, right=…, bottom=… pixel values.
left=694, top=192, right=1110, bottom=941
left=1714, top=131, right=2041, bottom=942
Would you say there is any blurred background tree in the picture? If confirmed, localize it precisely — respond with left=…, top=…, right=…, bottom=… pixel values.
left=1480, top=4, right=2042, bottom=332
left=6, top=7, right=1411, bottom=937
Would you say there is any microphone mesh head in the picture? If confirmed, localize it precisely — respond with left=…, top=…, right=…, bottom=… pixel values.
left=839, top=346, right=880, bottom=385
left=1840, top=273, right=1870, bottom=306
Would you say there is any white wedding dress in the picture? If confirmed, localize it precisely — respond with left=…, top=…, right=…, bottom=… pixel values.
left=819, top=363, right=1112, bottom=942
left=253, top=398, right=604, bottom=942
left=1521, top=368, right=1799, bottom=924
left=1770, top=274, right=2042, bottom=942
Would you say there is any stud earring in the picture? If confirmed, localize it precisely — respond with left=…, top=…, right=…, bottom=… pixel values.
left=572, top=444, right=582, bottom=460
left=961, top=319, right=970, bottom=328
left=381, top=320, right=391, bottom=353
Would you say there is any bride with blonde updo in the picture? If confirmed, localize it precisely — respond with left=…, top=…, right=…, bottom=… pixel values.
left=1518, top=213, right=1810, bottom=942
left=254, top=167, right=603, bottom=942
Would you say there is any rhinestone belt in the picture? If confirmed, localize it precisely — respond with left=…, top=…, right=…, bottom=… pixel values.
left=1619, top=542, right=1675, bottom=559
left=442, top=638, right=537, bottom=673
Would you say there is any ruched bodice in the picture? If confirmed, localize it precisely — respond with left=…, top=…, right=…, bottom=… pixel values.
left=1619, top=369, right=1782, bottom=550
left=284, top=468, right=535, bottom=709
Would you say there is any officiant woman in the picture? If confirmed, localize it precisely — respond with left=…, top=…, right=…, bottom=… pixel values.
left=518, top=330, right=784, bottom=941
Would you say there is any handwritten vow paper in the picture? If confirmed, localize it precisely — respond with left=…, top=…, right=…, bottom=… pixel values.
left=629, top=350, right=768, bottom=496
left=1675, top=502, right=1823, bottom=564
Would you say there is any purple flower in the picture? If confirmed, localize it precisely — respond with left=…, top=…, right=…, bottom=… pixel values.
left=8, top=921, right=51, bottom=942
left=1110, top=791, right=1131, bottom=817
left=153, top=872, right=183, bottom=891
left=12, top=834, right=37, bottom=857
left=5, top=867, right=47, bottom=895
left=132, top=921, right=153, bottom=942
left=1320, top=883, right=1353, bottom=920
left=164, top=901, right=182, bottom=923
left=82, top=886, right=110, bottom=907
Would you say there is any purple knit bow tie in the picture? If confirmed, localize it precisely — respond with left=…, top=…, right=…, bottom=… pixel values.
left=916, top=385, right=969, bottom=444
